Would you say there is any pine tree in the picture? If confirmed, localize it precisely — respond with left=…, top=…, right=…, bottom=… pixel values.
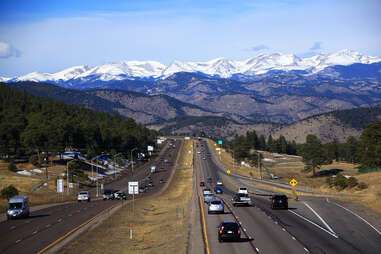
left=300, top=135, right=332, bottom=176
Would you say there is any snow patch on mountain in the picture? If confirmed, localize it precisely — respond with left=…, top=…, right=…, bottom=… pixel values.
left=3, top=50, right=381, bottom=83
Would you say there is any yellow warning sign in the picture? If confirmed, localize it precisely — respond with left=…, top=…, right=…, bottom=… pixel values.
left=290, top=179, right=298, bottom=187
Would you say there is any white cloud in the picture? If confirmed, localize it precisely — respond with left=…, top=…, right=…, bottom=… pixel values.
left=0, top=41, right=21, bottom=59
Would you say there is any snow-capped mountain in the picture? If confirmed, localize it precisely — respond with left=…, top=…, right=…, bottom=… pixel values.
left=3, top=50, right=381, bottom=85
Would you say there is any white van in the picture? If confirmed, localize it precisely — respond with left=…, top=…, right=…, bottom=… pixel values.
left=7, top=196, right=30, bottom=220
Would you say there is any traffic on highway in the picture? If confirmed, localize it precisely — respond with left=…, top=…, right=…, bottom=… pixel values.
left=0, top=139, right=182, bottom=254
left=2, top=137, right=381, bottom=254
left=194, top=139, right=381, bottom=254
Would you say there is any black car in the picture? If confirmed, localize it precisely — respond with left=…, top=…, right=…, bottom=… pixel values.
left=114, top=191, right=127, bottom=200
left=200, top=181, right=205, bottom=187
left=207, top=177, right=212, bottom=183
left=217, top=221, right=241, bottom=242
left=271, top=194, right=288, bottom=209
left=103, top=189, right=115, bottom=200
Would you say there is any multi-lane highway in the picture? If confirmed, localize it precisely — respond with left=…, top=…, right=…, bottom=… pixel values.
left=0, top=138, right=182, bottom=254
left=195, top=139, right=381, bottom=254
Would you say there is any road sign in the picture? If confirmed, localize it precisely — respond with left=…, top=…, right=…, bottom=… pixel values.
left=227, top=170, right=231, bottom=174
left=57, top=179, right=64, bottom=193
left=128, top=181, right=139, bottom=194
left=218, top=140, right=223, bottom=145
left=290, top=179, right=298, bottom=187
left=68, top=183, right=74, bottom=188
left=147, top=145, right=154, bottom=152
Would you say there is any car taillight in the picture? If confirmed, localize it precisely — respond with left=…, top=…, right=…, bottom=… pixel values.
left=238, top=228, right=241, bottom=235
left=219, top=229, right=223, bottom=234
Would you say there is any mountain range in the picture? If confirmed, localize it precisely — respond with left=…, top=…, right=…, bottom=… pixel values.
left=2, top=49, right=381, bottom=142
left=2, top=50, right=381, bottom=88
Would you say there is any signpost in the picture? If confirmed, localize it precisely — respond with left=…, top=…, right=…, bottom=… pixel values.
left=290, top=179, right=298, bottom=200
left=129, top=181, right=139, bottom=214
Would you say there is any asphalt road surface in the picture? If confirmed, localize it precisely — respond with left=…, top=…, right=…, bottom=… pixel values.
left=0, top=138, right=182, bottom=254
left=196, top=139, right=381, bottom=254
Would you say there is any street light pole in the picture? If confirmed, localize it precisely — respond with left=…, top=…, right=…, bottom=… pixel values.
left=113, top=153, right=123, bottom=179
left=66, top=160, right=76, bottom=195
left=130, top=148, right=137, bottom=177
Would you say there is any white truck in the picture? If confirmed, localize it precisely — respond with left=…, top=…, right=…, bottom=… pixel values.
left=238, top=187, right=248, bottom=194
left=151, top=165, right=156, bottom=173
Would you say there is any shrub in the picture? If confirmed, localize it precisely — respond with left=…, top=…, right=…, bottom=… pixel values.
left=0, top=185, right=19, bottom=200
left=8, top=161, right=17, bottom=172
left=356, top=182, right=368, bottom=190
left=347, top=177, right=358, bottom=188
left=333, top=174, right=348, bottom=191
left=29, top=154, right=40, bottom=167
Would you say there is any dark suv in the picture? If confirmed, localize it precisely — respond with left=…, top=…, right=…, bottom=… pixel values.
left=103, top=189, right=116, bottom=200
left=271, top=194, right=288, bottom=209
left=217, top=221, right=241, bottom=242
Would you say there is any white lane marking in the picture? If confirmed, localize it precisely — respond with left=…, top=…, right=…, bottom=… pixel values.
left=256, top=247, right=259, bottom=252
left=46, top=224, right=51, bottom=228
left=32, top=230, right=38, bottom=235
left=243, top=228, right=247, bottom=232
left=10, top=226, right=16, bottom=230
left=15, top=239, right=21, bottom=243
left=303, top=202, right=336, bottom=235
left=292, top=236, right=296, bottom=240
left=57, top=218, right=62, bottom=222
left=304, top=247, right=309, bottom=252
left=289, top=210, right=338, bottom=238
left=331, top=201, right=381, bottom=236
left=282, top=228, right=286, bottom=231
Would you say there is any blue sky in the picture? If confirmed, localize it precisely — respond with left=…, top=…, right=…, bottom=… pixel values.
left=0, top=0, right=380, bottom=77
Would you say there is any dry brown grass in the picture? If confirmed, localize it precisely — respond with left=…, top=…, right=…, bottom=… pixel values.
left=61, top=140, right=194, bottom=254
left=0, top=160, right=76, bottom=211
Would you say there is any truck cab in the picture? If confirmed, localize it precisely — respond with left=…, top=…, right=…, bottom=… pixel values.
left=7, top=196, right=30, bottom=220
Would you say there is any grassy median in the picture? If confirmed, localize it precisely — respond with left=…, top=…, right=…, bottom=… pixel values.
left=61, top=140, right=194, bottom=254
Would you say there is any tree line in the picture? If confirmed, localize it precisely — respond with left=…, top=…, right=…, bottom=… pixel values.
left=0, top=84, right=159, bottom=162
left=226, top=121, right=381, bottom=175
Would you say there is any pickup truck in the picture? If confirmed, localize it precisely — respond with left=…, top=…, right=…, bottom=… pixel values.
left=232, top=193, right=252, bottom=206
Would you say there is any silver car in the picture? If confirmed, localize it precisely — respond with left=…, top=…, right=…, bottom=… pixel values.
left=208, top=199, right=224, bottom=214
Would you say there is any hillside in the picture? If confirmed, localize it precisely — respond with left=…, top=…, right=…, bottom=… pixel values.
left=0, top=84, right=157, bottom=156
left=151, top=105, right=381, bottom=143
left=4, top=81, right=222, bottom=125
left=87, top=89, right=219, bottom=124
